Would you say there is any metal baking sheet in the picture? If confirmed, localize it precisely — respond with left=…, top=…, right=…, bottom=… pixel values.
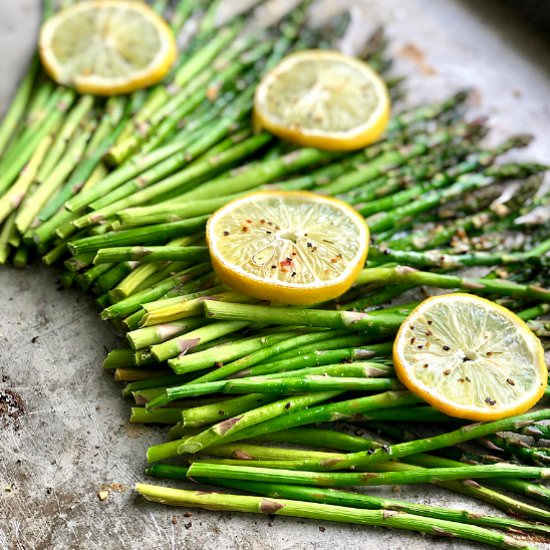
left=1, top=1, right=549, bottom=549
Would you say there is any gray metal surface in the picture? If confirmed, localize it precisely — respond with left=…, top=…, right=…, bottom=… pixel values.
left=1, top=1, right=549, bottom=549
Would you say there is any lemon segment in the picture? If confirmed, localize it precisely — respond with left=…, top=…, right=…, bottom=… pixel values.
left=393, top=293, right=547, bottom=421
left=206, top=191, right=369, bottom=305
left=39, top=1, right=177, bottom=95
left=254, top=50, right=390, bottom=151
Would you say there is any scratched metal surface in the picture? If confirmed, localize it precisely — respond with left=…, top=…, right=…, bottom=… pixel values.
left=0, top=2, right=549, bottom=549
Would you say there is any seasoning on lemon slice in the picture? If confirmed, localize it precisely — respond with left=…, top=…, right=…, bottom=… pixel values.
left=253, top=50, right=390, bottom=151
left=39, top=1, right=177, bottom=95
left=206, top=191, right=369, bottom=305
left=393, top=293, right=547, bottom=421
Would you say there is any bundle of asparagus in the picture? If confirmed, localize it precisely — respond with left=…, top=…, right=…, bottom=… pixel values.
left=1, top=1, right=549, bottom=548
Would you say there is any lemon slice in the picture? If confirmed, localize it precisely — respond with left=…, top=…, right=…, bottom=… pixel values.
left=254, top=50, right=390, bottom=151
left=206, top=191, right=369, bottom=305
left=393, top=293, right=547, bottom=421
left=39, top=1, right=177, bottom=95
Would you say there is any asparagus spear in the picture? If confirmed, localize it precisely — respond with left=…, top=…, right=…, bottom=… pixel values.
left=127, top=318, right=206, bottom=351
left=0, top=89, right=75, bottom=195
left=181, top=393, right=278, bottom=429
left=203, top=300, right=411, bottom=332
left=15, top=121, right=95, bottom=235
left=159, top=474, right=550, bottom=537
left=67, top=216, right=210, bottom=256
left=355, top=266, right=550, bottom=302
left=0, top=133, right=53, bottom=224
left=100, top=264, right=213, bottom=319
left=0, top=56, right=39, bottom=156
left=176, top=391, right=342, bottom=455
left=74, top=130, right=272, bottom=229
left=93, top=245, right=210, bottom=265
left=107, top=23, right=245, bottom=164
left=252, top=409, right=550, bottom=472
left=247, top=430, right=550, bottom=522
left=368, top=238, right=550, bottom=270
left=146, top=391, right=419, bottom=460
left=187, top=461, right=550, bottom=488
left=236, top=343, right=392, bottom=379
left=135, top=484, right=538, bottom=550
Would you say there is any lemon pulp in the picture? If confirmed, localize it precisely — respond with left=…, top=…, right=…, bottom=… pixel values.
left=39, top=1, right=176, bottom=95
left=393, top=293, right=547, bottom=421
left=206, top=191, right=369, bottom=305
left=254, top=50, right=390, bottom=151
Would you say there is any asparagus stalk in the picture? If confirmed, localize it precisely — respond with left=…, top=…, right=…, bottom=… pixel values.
left=203, top=300, right=410, bottom=332
left=146, top=391, right=419, bottom=460
left=261, top=409, right=550, bottom=472
left=75, top=130, right=272, bottom=228
left=141, top=289, right=252, bottom=326
left=167, top=330, right=298, bottom=375
left=215, top=426, right=550, bottom=524
left=1, top=78, right=55, bottom=165
left=168, top=0, right=196, bottom=33
left=254, top=428, right=381, bottom=452
left=12, top=246, right=30, bottom=268
left=404, top=453, right=550, bottom=517
left=214, top=356, right=391, bottom=385
left=36, top=99, right=130, bottom=222
left=181, top=393, right=278, bottom=429
left=127, top=318, right=206, bottom=351
left=0, top=56, right=39, bottom=156
left=488, top=478, right=550, bottom=505
left=354, top=135, right=532, bottom=215
left=187, top=461, right=550, bottom=488
left=0, top=89, right=75, bottom=195
left=36, top=95, right=95, bottom=182
left=387, top=90, right=470, bottom=133
left=93, top=245, right=210, bottom=264
left=64, top=139, right=203, bottom=214
left=368, top=239, right=550, bottom=269
left=135, top=484, right=538, bottom=550
left=316, top=122, right=483, bottom=197
left=217, top=375, right=400, bottom=394
left=0, top=215, right=15, bottom=263
left=150, top=320, right=248, bottom=361
left=112, top=235, right=200, bottom=298
left=485, top=433, right=550, bottom=466
left=355, top=266, right=550, bottom=302
left=259, top=334, right=391, bottom=362
left=147, top=375, right=397, bottom=410
left=15, top=121, right=95, bottom=234
left=202, top=442, right=340, bottom=462
left=107, top=23, right=245, bottom=164
left=368, top=164, right=547, bottom=235
left=236, top=343, right=393, bottom=379
left=145, top=362, right=391, bottom=411
left=168, top=475, right=550, bottom=537
left=67, top=216, right=210, bottom=255
left=92, top=262, right=137, bottom=295
left=183, top=329, right=350, bottom=383
left=517, top=422, right=550, bottom=439
left=0, top=133, right=53, bottom=224
left=117, top=194, right=243, bottom=228
left=100, top=264, right=213, bottom=319
left=130, top=407, right=184, bottom=425
left=177, top=391, right=344, bottom=455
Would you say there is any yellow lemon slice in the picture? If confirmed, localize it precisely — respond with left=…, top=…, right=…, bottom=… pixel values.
left=393, top=293, right=547, bottom=421
left=39, top=1, right=177, bottom=95
left=206, top=191, right=369, bottom=305
left=254, top=50, right=390, bottom=151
